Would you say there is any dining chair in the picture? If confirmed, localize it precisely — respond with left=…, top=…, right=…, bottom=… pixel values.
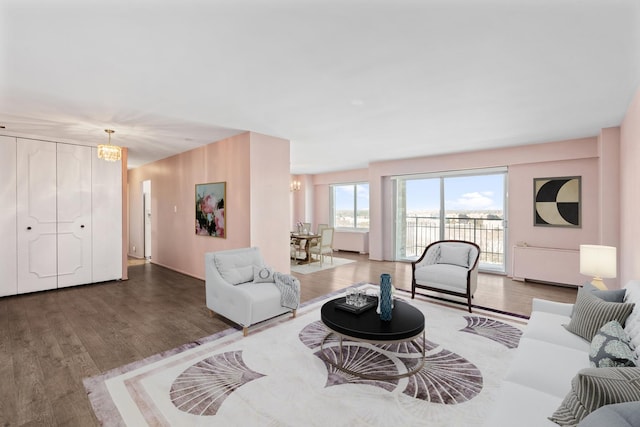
left=308, top=223, right=329, bottom=253
left=290, top=235, right=301, bottom=260
left=309, top=227, right=334, bottom=266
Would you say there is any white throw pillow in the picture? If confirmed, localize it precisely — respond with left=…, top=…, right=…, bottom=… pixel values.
left=214, top=252, right=256, bottom=285
left=438, top=245, right=470, bottom=268
left=253, top=265, right=275, bottom=283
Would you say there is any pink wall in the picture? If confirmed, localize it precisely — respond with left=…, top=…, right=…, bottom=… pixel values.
left=598, top=128, right=621, bottom=248
left=290, top=175, right=316, bottom=229
left=296, top=122, right=640, bottom=286
left=250, top=133, right=292, bottom=273
left=367, top=137, right=604, bottom=263
left=312, top=168, right=370, bottom=185
left=310, top=137, right=626, bottom=286
left=620, top=87, right=640, bottom=285
left=123, top=85, right=640, bottom=287
left=508, top=158, right=599, bottom=250
left=128, top=132, right=291, bottom=280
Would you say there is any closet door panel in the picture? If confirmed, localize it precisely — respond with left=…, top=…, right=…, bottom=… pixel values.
left=92, top=148, right=122, bottom=282
left=0, top=136, right=17, bottom=296
left=17, top=139, right=57, bottom=293
left=57, top=144, right=92, bottom=288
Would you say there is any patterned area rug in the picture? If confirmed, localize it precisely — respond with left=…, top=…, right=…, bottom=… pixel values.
left=290, top=256, right=355, bottom=274
left=84, top=284, right=526, bottom=426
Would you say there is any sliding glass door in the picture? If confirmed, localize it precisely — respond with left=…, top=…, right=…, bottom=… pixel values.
left=395, top=177, right=442, bottom=259
left=394, top=169, right=507, bottom=273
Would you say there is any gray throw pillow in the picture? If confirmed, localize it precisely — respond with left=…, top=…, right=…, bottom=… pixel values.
left=253, top=265, right=275, bottom=283
left=577, top=401, right=640, bottom=427
left=564, top=287, right=635, bottom=341
left=584, top=282, right=627, bottom=302
left=549, top=367, right=640, bottom=426
left=571, top=283, right=626, bottom=317
left=589, top=321, right=637, bottom=368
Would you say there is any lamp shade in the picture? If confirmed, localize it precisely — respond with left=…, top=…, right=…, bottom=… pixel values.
left=580, top=244, right=616, bottom=282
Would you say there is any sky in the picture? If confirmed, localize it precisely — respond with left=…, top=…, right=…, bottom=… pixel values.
left=406, top=174, right=504, bottom=211
left=333, top=173, right=505, bottom=212
left=334, top=183, right=369, bottom=211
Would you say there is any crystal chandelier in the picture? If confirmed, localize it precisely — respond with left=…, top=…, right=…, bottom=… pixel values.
left=98, top=129, right=122, bottom=161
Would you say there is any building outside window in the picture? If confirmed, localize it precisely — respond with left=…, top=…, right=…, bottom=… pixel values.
left=331, top=183, right=369, bottom=230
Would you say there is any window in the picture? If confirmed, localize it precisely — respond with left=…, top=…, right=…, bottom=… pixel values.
left=393, top=168, right=507, bottom=273
left=331, top=183, right=369, bottom=230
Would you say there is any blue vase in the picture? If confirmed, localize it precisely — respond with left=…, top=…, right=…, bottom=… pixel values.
left=379, top=273, right=393, bottom=321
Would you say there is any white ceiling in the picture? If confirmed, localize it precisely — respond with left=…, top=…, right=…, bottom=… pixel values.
left=1, top=0, right=639, bottom=173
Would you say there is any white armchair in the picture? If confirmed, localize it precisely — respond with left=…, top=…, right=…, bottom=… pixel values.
left=205, top=247, right=299, bottom=336
left=411, top=240, right=480, bottom=312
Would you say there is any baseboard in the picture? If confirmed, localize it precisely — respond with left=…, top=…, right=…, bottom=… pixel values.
left=146, top=260, right=205, bottom=282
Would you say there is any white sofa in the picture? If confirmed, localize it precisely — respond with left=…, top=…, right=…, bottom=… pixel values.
left=205, top=247, right=298, bottom=336
left=484, top=280, right=640, bottom=426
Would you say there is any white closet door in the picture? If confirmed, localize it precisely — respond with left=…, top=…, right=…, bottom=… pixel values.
left=0, top=136, right=17, bottom=296
left=57, top=144, right=92, bottom=288
left=17, top=139, right=58, bottom=293
left=92, top=148, right=122, bottom=282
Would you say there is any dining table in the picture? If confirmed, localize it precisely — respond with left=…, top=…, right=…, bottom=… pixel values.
left=290, top=232, right=321, bottom=264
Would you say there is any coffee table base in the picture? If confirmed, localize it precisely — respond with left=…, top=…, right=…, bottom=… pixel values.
left=319, top=329, right=426, bottom=380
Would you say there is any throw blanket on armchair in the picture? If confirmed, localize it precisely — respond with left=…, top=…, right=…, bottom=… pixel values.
left=273, top=272, right=301, bottom=310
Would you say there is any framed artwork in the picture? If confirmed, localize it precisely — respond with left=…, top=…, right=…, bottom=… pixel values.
left=195, top=182, right=226, bottom=238
left=533, top=176, right=581, bottom=228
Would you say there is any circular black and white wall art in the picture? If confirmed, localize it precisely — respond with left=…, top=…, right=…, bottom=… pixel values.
left=534, top=177, right=581, bottom=227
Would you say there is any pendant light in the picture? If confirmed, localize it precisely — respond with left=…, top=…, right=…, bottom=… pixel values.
left=98, top=129, right=122, bottom=161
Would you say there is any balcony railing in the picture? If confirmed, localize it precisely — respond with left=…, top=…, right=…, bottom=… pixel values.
left=402, top=216, right=504, bottom=266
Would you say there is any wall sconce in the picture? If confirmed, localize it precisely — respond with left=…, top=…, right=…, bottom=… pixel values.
left=579, top=244, right=616, bottom=290
left=290, top=180, right=301, bottom=192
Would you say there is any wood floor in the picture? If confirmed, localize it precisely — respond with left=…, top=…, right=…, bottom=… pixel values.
left=0, top=252, right=576, bottom=426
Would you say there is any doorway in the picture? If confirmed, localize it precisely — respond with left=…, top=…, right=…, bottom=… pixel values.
left=143, top=180, right=152, bottom=260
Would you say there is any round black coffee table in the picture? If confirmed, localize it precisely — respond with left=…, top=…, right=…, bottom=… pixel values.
left=320, top=297, right=425, bottom=380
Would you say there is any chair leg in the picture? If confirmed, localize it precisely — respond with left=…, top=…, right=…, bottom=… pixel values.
left=467, top=295, right=472, bottom=313
left=291, top=309, right=297, bottom=318
left=243, top=327, right=249, bottom=337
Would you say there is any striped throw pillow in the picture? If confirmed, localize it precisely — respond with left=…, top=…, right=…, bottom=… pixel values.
left=564, top=287, right=635, bottom=341
left=549, top=367, right=640, bottom=425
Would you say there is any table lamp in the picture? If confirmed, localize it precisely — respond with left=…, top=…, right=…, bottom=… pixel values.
left=579, top=244, right=616, bottom=290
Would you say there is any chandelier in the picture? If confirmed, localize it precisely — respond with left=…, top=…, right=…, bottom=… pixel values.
left=98, top=129, right=122, bottom=161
